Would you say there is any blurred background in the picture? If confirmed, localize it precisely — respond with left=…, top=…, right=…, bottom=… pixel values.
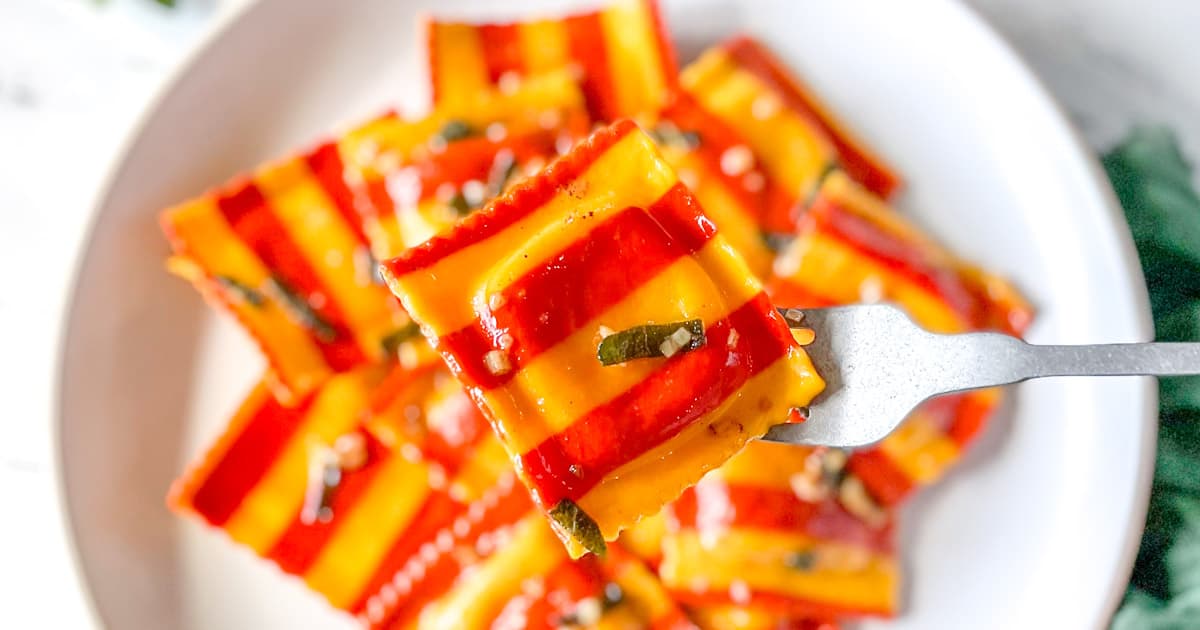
left=0, top=0, right=1197, bottom=627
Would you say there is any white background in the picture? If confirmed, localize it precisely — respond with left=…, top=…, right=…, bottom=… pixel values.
left=0, top=0, right=1197, bottom=626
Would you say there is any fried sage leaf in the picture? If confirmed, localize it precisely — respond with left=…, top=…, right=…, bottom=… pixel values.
left=267, top=276, right=338, bottom=342
left=549, top=498, right=607, bottom=558
left=437, top=119, right=475, bottom=143
left=596, top=319, right=705, bottom=366
left=214, top=274, right=265, bottom=307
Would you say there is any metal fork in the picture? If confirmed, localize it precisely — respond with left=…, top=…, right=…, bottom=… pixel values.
left=765, top=304, right=1200, bottom=448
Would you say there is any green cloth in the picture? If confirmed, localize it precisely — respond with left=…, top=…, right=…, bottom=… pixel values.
left=1106, top=128, right=1200, bottom=629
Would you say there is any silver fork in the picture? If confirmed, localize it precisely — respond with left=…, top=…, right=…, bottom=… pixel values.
left=765, top=304, right=1200, bottom=448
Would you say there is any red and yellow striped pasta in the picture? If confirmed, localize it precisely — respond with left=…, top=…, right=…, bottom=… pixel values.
left=161, top=138, right=411, bottom=404
left=169, top=364, right=514, bottom=617
left=768, top=171, right=1032, bottom=505
left=338, top=70, right=588, bottom=260
left=358, top=481, right=697, bottom=630
left=426, top=0, right=677, bottom=122
left=378, top=123, right=586, bottom=253
left=679, top=37, right=900, bottom=233
left=161, top=74, right=587, bottom=402
left=660, top=441, right=899, bottom=621
left=381, top=120, right=824, bottom=556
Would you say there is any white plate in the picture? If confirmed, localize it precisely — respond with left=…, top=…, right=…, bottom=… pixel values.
left=56, top=0, right=1156, bottom=628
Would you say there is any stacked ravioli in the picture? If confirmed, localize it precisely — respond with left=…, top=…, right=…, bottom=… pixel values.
left=162, top=2, right=1031, bottom=629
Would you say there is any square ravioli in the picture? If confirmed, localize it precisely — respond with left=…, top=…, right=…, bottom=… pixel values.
left=660, top=441, right=899, bottom=621
left=161, top=72, right=586, bottom=401
left=379, top=123, right=585, bottom=253
left=169, top=364, right=515, bottom=616
left=345, top=70, right=589, bottom=259
left=382, top=119, right=824, bottom=557
left=161, top=129, right=412, bottom=403
left=427, top=0, right=676, bottom=121
left=769, top=170, right=1032, bottom=505
left=679, top=36, right=899, bottom=232
left=382, top=512, right=698, bottom=630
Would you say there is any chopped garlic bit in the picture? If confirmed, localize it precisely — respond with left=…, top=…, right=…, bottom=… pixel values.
left=485, top=122, right=508, bottom=142
left=497, top=332, right=514, bottom=350
left=859, top=276, right=885, bottom=303
left=571, top=597, right=602, bottom=626
left=375, top=151, right=401, bottom=172
left=839, top=476, right=888, bottom=529
left=462, top=179, right=487, bottom=206
left=678, top=168, right=699, bottom=190
left=742, top=170, right=766, bottom=192
left=720, top=145, right=755, bottom=177
left=333, top=432, right=368, bottom=471
left=659, top=326, right=695, bottom=358
left=598, top=325, right=615, bottom=339
left=555, top=133, right=575, bottom=155
left=488, top=292, right=507, bottom=310
left=498, top=71, right=522, bottom=94
left=484, top=349, right=512, bottom=375
left=727, top=328, right=740, bottom=349
left=729, top=580, right=752, bottom=605
left=538, top=108, right=562, bottom=130
left=751, top=93, right=783, bottom=120
left=435, top=182, right=458, bottom=203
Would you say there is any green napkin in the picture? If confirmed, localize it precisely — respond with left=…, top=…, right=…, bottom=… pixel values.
left=1106, top=128, right=1200, bottom=629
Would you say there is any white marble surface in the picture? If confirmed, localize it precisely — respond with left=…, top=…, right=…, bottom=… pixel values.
left=0, top=0, right=1195, bottom=627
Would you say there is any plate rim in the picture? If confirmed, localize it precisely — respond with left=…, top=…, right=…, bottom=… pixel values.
left=50, top=0, right=1158, bottom=627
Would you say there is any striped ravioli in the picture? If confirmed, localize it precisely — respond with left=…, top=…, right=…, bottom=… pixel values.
left=379, top=123, right=586, bottom=253
left=768, top=171, right=1032, bottom=506
left=358, top=479, right=698, bottom=630
left=331, top=69, right=587, bottom=260
left=169, top=364, right=515, bottom=617
left=660, top=441, right=900, bottom=620
left=381, top=120, right=825, bottom=557
left=652, top=92, right=778, bottom=279
left=161, top=129, right=414, bottom=404
left=679, top=37, right=899, bottom=233
left=161, top=73, right=586, bottom=401
left=426, top=0, right=677, bottom=122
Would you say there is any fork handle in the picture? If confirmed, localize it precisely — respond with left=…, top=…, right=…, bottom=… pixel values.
left=1019, top=342, right=1200, bottom=378
left=940, top=333, right=1200, bottom=392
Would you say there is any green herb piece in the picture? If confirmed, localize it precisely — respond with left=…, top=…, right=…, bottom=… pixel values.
left=649, top=124, right=701, bottom=151
left=549, top=498, right=607, bottom=558
left=784, top=549, right=816, bottom=571
left=380, top=322, right=422, bottom=356
left=214, top=275, right=265, bottom=307
left=761, top=231, right=795, bottom=253
left=154, top=0, right=177, bottom=7
left=448, top=192, right=476, bottom=217
left=267, top=276, right=338, bottom=342
left=801, top=162, right=841, bottom=210
left=596, top=320, right=705, bottom=366
left=437, top=119, right=474, bottom=143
